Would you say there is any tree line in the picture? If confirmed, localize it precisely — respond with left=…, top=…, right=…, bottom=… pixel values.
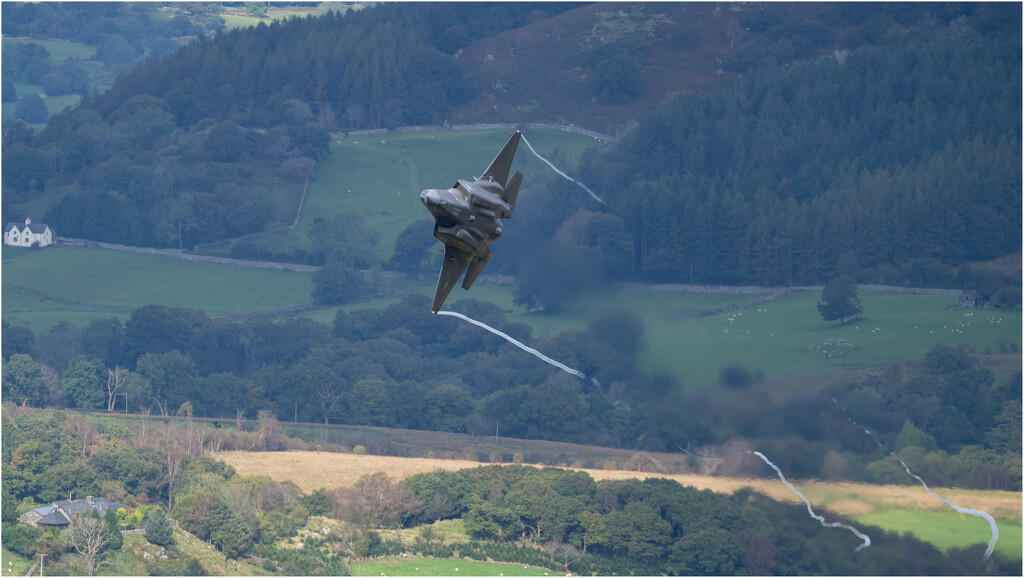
left=1, top=296, right=648, bottom=449
left=400, top=464, right=1018, bottom=575
left=3, top=292, right=1019, bottom=492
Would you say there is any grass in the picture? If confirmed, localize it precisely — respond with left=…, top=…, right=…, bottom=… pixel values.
left=351, top=555, right=555, bottom=576
left=1, top=246, right=312, bottom=331
left=638, top=289, right=1021, bottom=389
left=216, top=128, right=611, bottom=263
left=2, top=39, right=94, bottom=121
left=100, top=531, right=270, bottom=576
left=222, top=4, right=368, bottom=30
left=0, top=549, right=33, bottom=577
left=2, top=38, right=97, bottom=61
left=855, top=508, right=1022, bottom=560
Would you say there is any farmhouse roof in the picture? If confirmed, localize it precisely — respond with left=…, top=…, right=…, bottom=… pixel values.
left=5, top=221, right=51, bottom=234
left=34, top=496, right=129, bottom=527
left=57, top=496, right=127, bottom=517
left=36, top=509, right=71, bottom=527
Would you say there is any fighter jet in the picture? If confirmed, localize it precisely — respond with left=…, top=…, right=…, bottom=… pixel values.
left=420, top=130, right=523, bottom=313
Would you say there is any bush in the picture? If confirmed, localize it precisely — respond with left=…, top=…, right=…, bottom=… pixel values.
left=1, top=521, right=41, bottom=557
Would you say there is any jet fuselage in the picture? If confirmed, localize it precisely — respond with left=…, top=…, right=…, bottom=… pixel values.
left=420, top=179, right=507, bottom=255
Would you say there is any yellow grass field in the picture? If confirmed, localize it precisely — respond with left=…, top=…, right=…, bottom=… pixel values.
left=213, top=450, right=1022, bottom=522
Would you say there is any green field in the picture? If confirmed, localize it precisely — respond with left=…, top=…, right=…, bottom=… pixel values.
left=2, top=38, right=97, bottom=61
left=856, top=509, right=1022, bottom=560
left=215, top=128, right=611, bottom=263
left=351, top=555, right=555, bottom=577
left=638, top=289, right=1022, bottom=389
left=221, top=4, right=369, bottom=30
left=5, top=243, right=1021, bottom=391
left=1, top=246, right=313, bottom=331
left=0, top=548, right=33, bottom=577
left=2, top=38, right=98, bottom=121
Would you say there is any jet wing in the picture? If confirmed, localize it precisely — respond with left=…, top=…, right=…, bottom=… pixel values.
left=481, top=130, right=521, bottom=188
left=431, top=244, right=471, bottom=313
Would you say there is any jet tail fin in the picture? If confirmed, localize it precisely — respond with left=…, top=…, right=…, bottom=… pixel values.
left=481, top=130, right=521, bottom=188
left=502, top=171, right=522, bottom=218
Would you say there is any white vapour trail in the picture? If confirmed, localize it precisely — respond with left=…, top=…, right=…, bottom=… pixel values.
left=748, top=450, right=872, bottom=552
left=436, top=311, right=587, bottom=380
left=832, top=399, right=999, bottom=563
left=520, top=134, right=609, bottom=206
left=891, top=443, right=999, bottom=562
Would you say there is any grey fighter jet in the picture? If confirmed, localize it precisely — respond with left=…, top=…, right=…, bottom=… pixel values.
left=420, top=130, right=523, bottom=313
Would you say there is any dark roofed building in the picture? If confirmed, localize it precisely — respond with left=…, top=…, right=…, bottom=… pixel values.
left=19, top=496, right=129, bottom=529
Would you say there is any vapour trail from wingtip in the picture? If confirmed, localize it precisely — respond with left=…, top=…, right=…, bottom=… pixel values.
left=436, top=310, right=587, bottom=380
left=748, top=450, right=872, bottom=552
left=831, top=398, right=999, bottom=563
left=520, top=134, right=608, bottom=206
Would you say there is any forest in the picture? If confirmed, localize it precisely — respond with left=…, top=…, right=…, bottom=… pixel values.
left=2, top=407, right=1019, bottom=575
left=519, top=22, right=1020, bottom=304
left=3, top=295, right=1020, bottom=492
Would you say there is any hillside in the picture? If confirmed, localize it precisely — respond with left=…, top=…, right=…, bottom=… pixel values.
left=214, top=449, right=1023, bottom=560
left=447, top=2, right=776, bottom=131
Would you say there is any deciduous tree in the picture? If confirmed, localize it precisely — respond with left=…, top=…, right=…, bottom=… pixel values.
left=65, top=514, right=113, bottom=576
left=817, top=275, right=862, bottom=324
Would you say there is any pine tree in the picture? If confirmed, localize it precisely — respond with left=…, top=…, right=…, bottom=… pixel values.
left=144, top=508, right=174, bottom=547
left=103, top=508, right=123, bottom=551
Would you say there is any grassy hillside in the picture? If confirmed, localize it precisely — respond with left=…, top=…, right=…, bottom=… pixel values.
left=640, top=289, right=1021, bottom=389
left=351, top=556, right=554, bottom=576
left=210, top=128, right=611, bottom=263
left=1, top=246, right=312, bottom=330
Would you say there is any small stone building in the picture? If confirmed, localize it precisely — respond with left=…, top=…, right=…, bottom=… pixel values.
left=958, top=290, right=986, bottom=308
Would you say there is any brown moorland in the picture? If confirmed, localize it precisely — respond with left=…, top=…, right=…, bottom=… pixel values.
left=213, top=450, right=1022, bottom=522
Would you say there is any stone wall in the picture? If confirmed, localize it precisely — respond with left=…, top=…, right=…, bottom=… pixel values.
left=332, top=122, right=618, bottom=143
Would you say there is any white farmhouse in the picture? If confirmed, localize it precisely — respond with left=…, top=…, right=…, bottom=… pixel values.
left=4, top=218, right=54, bottom=247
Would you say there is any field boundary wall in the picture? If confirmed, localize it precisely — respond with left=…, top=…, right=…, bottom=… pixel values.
left=333, top=122, right=618, bottom=143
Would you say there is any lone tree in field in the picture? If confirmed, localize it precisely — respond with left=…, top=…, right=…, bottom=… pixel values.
left=817, top=276, right=862, bottom=324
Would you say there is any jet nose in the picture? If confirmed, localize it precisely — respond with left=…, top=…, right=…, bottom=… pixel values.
left=420, top=190, right=431, bottom=205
